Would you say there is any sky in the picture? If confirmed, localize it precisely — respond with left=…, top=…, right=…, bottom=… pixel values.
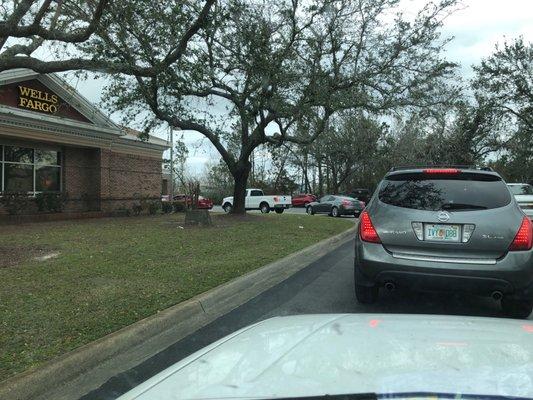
left=63, top=0, right=533, bottom=174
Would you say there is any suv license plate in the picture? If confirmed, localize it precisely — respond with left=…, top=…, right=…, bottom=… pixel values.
left=424, top=224, right=460, bottom=242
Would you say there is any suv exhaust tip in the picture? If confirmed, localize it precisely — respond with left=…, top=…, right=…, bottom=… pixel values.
left=491, top=291, right=503, bottom=301
left=384, top=282, right=396, bottom=292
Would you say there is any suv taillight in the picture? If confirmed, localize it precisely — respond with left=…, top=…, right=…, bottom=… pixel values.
left=359, top=211, right=381, bottom=243
left=509, top=217, right=533, bottom=251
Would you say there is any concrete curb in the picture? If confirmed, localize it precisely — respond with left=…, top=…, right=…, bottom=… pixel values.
left=1, top=226, right=355, bottom=400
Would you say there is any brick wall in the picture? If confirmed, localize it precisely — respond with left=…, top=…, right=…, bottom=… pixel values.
left=1, top=143, right=162, bottom=215
left=63, top=147, right=101, bottom=212
left=99, top=149, right=162, bottom=212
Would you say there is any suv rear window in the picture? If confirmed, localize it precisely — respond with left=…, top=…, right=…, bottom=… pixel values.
left=378, top=173, right=511, bottom=211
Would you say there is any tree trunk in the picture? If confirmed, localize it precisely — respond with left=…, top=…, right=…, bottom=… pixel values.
left=231, top=161, right=251, bottom=215
left=311, top=164, right=316, bottom=194
left=326, top=163, right=331, bottom=194
left=331, top=164, right=338, bottom=194
left=303, top=152, right=311, bottom=193
left=318, top=161, right=323, bottom=197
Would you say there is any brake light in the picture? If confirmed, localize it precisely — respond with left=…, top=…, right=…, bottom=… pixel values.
left=509, top=217, right=533, bottom=251
left=423, top=168, right=460, bottom=174
left=359, top=211, right=381, bottom=243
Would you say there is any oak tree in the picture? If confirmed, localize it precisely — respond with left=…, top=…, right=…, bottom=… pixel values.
left=94, top=0, right=458, bottom=213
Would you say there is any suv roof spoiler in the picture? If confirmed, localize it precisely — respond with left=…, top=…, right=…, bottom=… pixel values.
left=389, top=165, right=494, bottom=172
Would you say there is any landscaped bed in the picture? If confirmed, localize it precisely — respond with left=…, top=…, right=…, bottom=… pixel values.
left=0, top=213, right=352, bottom=381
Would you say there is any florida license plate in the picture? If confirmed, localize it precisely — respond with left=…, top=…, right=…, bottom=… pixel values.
left=424, top=224, right=460, bottom=242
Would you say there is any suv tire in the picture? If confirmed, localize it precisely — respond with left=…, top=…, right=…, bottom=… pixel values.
left=501, top=298, right=533, bottom=319
left=355, top=282, right=378, bottom=304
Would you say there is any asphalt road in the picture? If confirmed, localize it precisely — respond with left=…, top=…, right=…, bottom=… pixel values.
left=81, top=238, right=530, bottom=400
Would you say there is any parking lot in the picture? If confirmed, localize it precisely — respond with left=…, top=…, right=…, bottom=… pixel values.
left=81, top=236, right=527, bottom=400
left=210, top=205, right=357, bottom=217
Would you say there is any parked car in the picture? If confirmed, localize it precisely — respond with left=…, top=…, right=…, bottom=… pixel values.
left=346, top=188, right=372, bottom=204
left=508, top=183, right=533, bottom=219
left=291, top=193, right=317, bottom=207
left=164, top=194, right=213, bottom=209
left=222, top=188, right=291, bottom=214
left=354, top=166, right=533, bottom=318
left=306, top=195, right=364, bottom=217
left=117, top=314, right=533, bottom=400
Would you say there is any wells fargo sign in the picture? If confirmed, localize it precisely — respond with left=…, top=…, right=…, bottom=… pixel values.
left=18, top=85, right=59, bottom=114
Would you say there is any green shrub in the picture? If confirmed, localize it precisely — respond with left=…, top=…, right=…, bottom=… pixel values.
left=172, top=201, right=185, bottom=213
left=148, top=201, right=161, bottom=215
left=161, top=201, right=173, bottom=214
left=131, top=203, right=143, bottom=216
left=114, top=208, right=131, bottom=217
left=140, top=197, right=149, bottom=211
left=35, top=192, right=68, bottom=213
left=0, top=192, right=34, bottom=215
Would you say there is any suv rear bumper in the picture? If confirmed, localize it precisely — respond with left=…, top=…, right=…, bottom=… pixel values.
left=355, top=241, right=533, bottom=299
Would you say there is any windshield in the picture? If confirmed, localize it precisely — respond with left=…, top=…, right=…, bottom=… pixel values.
left=509, top=184, right=533, bottom=195
left=379, top=173, right=511, bottom=211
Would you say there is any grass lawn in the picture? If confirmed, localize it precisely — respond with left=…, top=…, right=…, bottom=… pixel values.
left=0, top=213, right=352, bottom=381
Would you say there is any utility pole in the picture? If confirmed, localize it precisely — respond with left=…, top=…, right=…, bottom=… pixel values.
left=169, top=125, right=174, bottom=199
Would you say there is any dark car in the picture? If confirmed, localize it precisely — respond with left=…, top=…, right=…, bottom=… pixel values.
left=291, top=193, right=317, bottom=207
left=354, top=166, right=533, bottom=318
left=346, top=188, right=372, bottom=204
left=306, top=195, right=365, bottom=217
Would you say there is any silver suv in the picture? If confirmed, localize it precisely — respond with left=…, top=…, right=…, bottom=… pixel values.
left=354, top=166, right=533, bottom=318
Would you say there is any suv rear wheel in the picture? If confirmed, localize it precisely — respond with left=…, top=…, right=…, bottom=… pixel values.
left=355, top=282, right=378, bottom=304
left=501, top=297, right=533, bottom=319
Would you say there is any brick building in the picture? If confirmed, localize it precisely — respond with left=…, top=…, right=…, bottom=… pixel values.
left=0, top=69, right=168, bottom=215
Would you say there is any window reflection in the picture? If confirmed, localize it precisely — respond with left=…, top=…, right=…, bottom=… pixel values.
left=379, top=177, right=510, bottom=211
left=36, top=166, right=60, bottom=191
left=35, top=149, right=60, bottom=166
left=1, top=144, right=62, bottom=193
left=4, top=164, right=33, bottom=192
left=379, top=180, right=444, bottom=211
left=4, top=146, right=33, bottom=163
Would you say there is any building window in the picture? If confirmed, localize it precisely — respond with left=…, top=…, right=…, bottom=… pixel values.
left=1, top=144, right=61, bottom=194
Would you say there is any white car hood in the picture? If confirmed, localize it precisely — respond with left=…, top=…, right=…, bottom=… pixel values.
left=119, top=314, right=533, bottom=400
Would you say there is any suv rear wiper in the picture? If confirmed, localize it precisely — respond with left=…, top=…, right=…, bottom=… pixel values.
left=441, top=203, right=487, bottom=211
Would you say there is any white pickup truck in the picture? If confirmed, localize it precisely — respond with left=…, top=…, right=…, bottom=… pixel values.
left=222, top=188, right=292, bottom=214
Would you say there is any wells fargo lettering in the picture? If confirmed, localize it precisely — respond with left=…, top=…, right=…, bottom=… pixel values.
left=18, top=85, right=59, bottom=114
